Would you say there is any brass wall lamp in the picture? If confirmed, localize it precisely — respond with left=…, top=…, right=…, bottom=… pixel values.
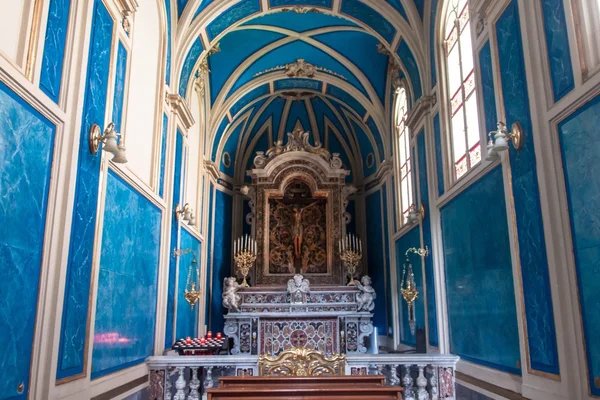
left=174, top=203, right=196, bottom=227
left=486, top=121, right=524, bottom=161
left=406, top=203, right=426, bottom=225
left=89, top=122, right=128, bottom=163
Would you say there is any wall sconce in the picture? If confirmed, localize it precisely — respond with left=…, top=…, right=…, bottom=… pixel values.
left=173, top=248, right=201, bottom=309
left=406, top=203, right=426, bottom=225
left=401, top=246, right=428, bottom=335
left=174, top=203, right=196, bottom=227
left=486, top=121, right=524, bottom=160
left=88, top=123, right=128, bottom=163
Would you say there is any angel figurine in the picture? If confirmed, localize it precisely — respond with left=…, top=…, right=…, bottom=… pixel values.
left=222, top=277, right=242, bottom=312
left=356, top=275, right=376, bottom=312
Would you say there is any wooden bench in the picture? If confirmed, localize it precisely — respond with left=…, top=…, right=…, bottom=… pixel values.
left=217, top=375, right=386, bottom=389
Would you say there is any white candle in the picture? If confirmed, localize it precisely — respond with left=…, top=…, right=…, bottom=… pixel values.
left=234, top=238, right=237, bottom=254
left=359, top=238, right=362, bottom=254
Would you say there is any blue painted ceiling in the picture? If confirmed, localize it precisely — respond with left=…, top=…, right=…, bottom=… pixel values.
left=172, top=0, right=428, bottom=181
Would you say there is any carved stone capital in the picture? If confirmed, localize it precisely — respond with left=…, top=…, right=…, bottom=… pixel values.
left=204, top=160, right=221, bottom=181
left=166, top=94, right=195, bottom=130
left=406, top=95, right=435, bottom=132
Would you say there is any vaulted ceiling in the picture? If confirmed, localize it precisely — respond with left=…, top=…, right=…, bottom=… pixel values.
left=168, top=0, right=433, bottom=183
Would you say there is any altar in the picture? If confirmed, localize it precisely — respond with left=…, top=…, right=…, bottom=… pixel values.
left=223, top=128, right=375, bottom=357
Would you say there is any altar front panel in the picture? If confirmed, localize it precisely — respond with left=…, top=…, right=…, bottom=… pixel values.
left=261, top=317, right=338, bottom=356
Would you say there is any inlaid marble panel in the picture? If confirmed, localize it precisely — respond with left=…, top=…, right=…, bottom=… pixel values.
left=91, top=171, right=162, bottom=378
left=418, top=131, right=438, bottom=347
left=176, top=228, right=200, bottom=340
left=0, top=82, right=55, bottom=399
left=210, top=190, right=233, bottom=332
left=441, top=167, right=521, bottom=374
left=366, top=190, right=387, bottom=333
left=540, top=0, right=574, bottom=101
left=40, top=0, right=71, bottom=102
left=557, top=94, right=600, bottom=396
left=496, top=0, right=559, bottom=375
left=57, top=0, right=113, bottom=379
left=261, top=318, right=338, bottom=356
left=395, top=226, right=423, bottom=346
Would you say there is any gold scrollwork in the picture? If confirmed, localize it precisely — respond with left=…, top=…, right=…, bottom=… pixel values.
left=259, top=347, right=345, bottom=377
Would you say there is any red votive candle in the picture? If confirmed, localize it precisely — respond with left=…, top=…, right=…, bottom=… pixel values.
left=216, top=332, right=222, bottom=339
left=200, top=337, right=206, bottom=344
left=185, top=337, right=191, bottom=344
left=207, top=331, right=213, bottom=339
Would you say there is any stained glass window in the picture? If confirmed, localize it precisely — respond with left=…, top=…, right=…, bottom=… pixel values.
left=444, top=0, right=482, bottom=180
left=394, top=87, right=414, bottom=227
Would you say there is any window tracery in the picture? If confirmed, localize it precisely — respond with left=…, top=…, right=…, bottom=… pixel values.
left=394, top=86, right=414, bottom=227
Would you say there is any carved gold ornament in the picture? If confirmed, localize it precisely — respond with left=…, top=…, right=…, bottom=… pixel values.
left=259, top=347, right=345, bottom=376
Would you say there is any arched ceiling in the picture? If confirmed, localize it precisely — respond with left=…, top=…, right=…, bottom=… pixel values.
left=168, top=0, right=430, bottom=180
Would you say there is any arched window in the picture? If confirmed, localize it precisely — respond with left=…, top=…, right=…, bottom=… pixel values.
left=394, top=87, right=413, bottom=227
left=572, top=0, right=600, bottom=79
left=444, top=0, right=481, bottom=181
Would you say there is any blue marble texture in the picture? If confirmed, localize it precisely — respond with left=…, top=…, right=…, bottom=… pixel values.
left=112, top=42, right=127, bottom=132
left=204, top=186, right=215, bottom=326
left=210, top=190, right=233, bottom=331
left=395, top=226, right=423, bottom=346
left=397, top=40, right=423, bottom=101
left=386, top=0, right=409, bottom=22
left=496, top=0, right=559, bottom=375
left=417, top=131, right=438, bottom=346
left=206, top=0, right=261, bottom=41
left=178, top=38, right=204, bottom=97
left=381, top=184, right=393, bottom=335
left=430, top=0, right=438, bottom=88
left=177, top=0, right=189, bottom=18
left=57, top=0, right=113, bottom=380
left=91, top=171, right=162, bottom=378
left=40, top=0, right=71, bottom=102
left=366, top=190, right=388, bottom=333
left=0, top=82, right=56, bottom=399
left=326, top=84, right=366, bottom=116
left=159, top=114, right=168, bottom=198
left=557, top=93, right=600, bottom=396
left=165, top=132, right=184, bottom=349
left=275, top=78, right=321, bottom=92
left=341, top=0, right=396, bottom=44
left=176, top=228, right=200, bottom=340
left=164, top=0, right=172, bottom=85
left=433, top=114, right=444, bottom=196
left=541, top=0, right=574, bottom=102
left=479, top=41, right=498, bottom=135
left=441, top=166, right=521, bottom=374
left=230, top=84, right=270, bottom=117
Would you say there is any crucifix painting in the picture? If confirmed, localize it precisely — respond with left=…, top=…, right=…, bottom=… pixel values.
left=268, top=180, right=328, bottom=275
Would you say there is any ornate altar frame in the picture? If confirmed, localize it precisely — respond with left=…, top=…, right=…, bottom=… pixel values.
left=244, top=129, right=355, bottom=285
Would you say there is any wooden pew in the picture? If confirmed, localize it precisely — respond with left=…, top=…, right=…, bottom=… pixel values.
left=218, top=375, right=386, bottom=389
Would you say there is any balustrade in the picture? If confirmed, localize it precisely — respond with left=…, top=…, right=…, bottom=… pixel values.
left=146, top=353, right=459, bottom=400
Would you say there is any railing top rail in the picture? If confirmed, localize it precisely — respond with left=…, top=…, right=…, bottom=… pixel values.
left=346, top=353, right=460, bottom=366
left=146, top=355, right=259, bottom=368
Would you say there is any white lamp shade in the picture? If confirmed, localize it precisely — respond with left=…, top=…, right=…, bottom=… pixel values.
left=111, top=146, right=128, bottom=164
left=493, top=136, right=509, bottom=152
left=103, top=136, right=119, bottom=153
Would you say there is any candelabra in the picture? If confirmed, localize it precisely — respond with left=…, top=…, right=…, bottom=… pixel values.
left=400, top=247, right=428, bottom=334
left=339, top=233, right=362, bottom=286
left=234, top=234, right=257, bottom=287
left=174, top=248, right=201, bottom=309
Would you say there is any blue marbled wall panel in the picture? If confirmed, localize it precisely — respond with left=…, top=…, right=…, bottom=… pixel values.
left=159, top=114, right=168, bottom=198
left=177, top=0, right=189, bottom=18
left=541, top=0, right=574, bottom=102
left=57, top=0, right=113, bottom=379
left=381, top=185, right=393, bottom=335
left=176, top=228, right=200, bottom=339
left=178, top=38, right=204, bottom=97
left=206, top=0, right=261, bottom=41
left=112, top=42, right=127, bottom=132
left=165, top=132, right=184, bottom=349
left=40, top=0, right=71, bottom=102
left=230, top=84, right=270, bottom=116
left=417, top=131, right=438, bottom=347
left=557, top=94, right=600, bottom=396
left=433, top=114, right=444, bottom=197
left=395, top=226, right=423, bottom=346
left=430, top=0, right=438, bottom=88
left=91, top=171, right=161, bottom=378
left=397, top=40, right=423, bottom=101
left=341, top=0, right=396, bottom=43
left=366, top=190, right=387, bottom=333
left=479, top=41, right=498, bottom=135
left=496, top=0, right=559, bottom=374
left=205, top=186, right=215, bottom=326
left=0, top=82, right=55, bottom=399
left=210, top=190, right=233, bottom=331
left=441, top=166, right=521, bottom=373
left=164, top=0, right=172, bottom=85
left=386, top=0, right=409, bottom=21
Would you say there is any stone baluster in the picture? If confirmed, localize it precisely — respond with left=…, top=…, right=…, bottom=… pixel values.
left=389, top=364, right=400, bottom=386
left=188, top=367, right=200, bottom=400
left=165, top=368, right=173, bottom=400
left=203, top=366, right=214, bottom=391
left=402, top=365, right=415, bottom=400
left=428, top=365, right=439, bottom=400
left=173, top=367, right=187, bottom=400
left=416, top=365, right=428, bottom=400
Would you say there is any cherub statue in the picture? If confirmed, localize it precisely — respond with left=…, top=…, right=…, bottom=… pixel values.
left=222, top=277, right=242, bottom=312
left=356, top=275, right=376, bottom=312
left=287, top=274, right=310, bottom=304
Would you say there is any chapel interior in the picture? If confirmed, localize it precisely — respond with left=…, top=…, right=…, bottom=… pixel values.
left=1, top=0, right=600, bottom=399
